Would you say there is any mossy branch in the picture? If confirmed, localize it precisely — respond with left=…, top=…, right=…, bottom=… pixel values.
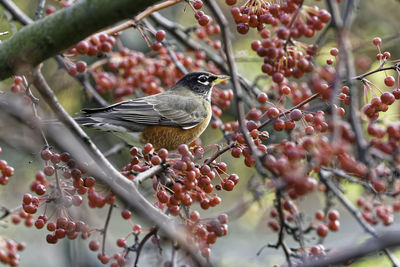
left=0, top=0, right=159, bottom=80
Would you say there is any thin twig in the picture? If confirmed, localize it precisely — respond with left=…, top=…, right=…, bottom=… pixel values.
left=0, top=205, right=21, bottom=220
left=133, top=227, right=158, bottom=267
left=258, top=93, right=320, bottom=130
left=34, top=0, right=46, bottom=20
left=322, top=167, right=377, bottom=193
left=353, top=64, right=399, bottom=81
left=103, top=142, right=127, bottom=157
left=204, top=143, right=235, bottom=165
left=0, top=0, right=33, bottom=24
left=133, top=165, right=165, bottom=185
left=54, top=164, right=64, bottom=198
left=102, top=204, right=114, bottom=256
left=103, top=0, right=183, bottom=36
left=267, top=190, right=293, bottom=267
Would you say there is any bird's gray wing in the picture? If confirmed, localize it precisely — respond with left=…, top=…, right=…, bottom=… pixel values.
left=78, top=94, right=207, bottom=131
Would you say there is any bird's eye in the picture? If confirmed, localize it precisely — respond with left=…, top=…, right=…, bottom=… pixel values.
left=198, top=75, right=208, bottom=84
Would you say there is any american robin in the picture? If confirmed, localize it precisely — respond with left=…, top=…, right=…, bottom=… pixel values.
left=75, top=72, right=230, bottom=150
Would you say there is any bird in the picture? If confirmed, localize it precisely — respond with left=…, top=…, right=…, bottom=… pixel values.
left=75, top=72, right=230, bottom=150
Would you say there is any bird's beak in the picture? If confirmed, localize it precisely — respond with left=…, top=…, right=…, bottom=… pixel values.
left=212, top=75, right=230, bottom=86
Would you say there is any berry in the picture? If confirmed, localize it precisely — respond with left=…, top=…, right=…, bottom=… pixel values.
left=381, top=92, right=395, bottom=105
left=372, top=37, right=382, bottom=46
left=76, top=61, right=87, bottom=73
left=289, top=109, right=302, bottom=121
left=155, top=30, right=166, bottom=42
left=89, top=240, right=100, bottom=251
left=198, top=15, right=210, bottom=26
left=257, top=93, right=268, bottom=103
left=41, top=149, right=52, bottom=161
left=76, top=41, right=89, bottom=54
left=384, top=76, right=395, bottom=87
left=121, top=210, right=131, bottom=219
left=193, top=0, right=203, bottom=9
left=222, top=179, right=234, bottom=191
left=190, top=211, right=200, bottom=221
left=328, top=220, right=340, bottom=231
left=328, top=210, right=340, bottom=221
left=330, top=48, right=339, bottom=56
left=316, top=224, right=328, bottom=237
left=116, top=238, right=126, bottom=247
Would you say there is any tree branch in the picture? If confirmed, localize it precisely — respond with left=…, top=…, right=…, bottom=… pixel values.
left=300, top=230, right=400, bottom=267
left=0, top=0, right=159, bottom=79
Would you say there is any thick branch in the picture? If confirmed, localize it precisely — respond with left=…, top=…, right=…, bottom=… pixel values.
left=0, top=0, right=159, bottom=79
left=301, top=231, right=400, bottom=267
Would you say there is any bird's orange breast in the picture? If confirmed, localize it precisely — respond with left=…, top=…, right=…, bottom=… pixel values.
left=140, top=104, right=211, bottom=150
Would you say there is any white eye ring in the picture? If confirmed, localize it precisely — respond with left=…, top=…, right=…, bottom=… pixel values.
left=197, top=75, right=209, bottom=85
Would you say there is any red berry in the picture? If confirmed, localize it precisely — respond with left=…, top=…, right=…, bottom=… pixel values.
left=45, top=5, right=56, bottom=14
left=132, top=224, right=141, bottom=234
left=392, top=89, right=400, bottom=99
left=46, top=234, right=58, bottom=244
left=143, top=143, right=154, bottom=154
left=315, top=210, right=325, bottom=220
left=372, top=37, right=382, bottom=46
left=328, top=220, right=340, bottom=231
left=237, top=23, right=249, bottom=34
left=41, top=149, right=52, bottom=161
left=193, top=0, right=203, bottom=9
left=68, top=66, right=77, bottom=76
left=190, top=211, right=200, bottom=221
left=116, top=238, right=126, bottom=247
left=152, top=42, right=162, bottom=51
left=330, top=48, right=339, bottom=56
left=381, top=92, right=395, bottom=105
left=289, top=109, right=302, bottom=121
left=198, top=15, right=210, bottom=26
left=328, top=210, right=340, bottom=221
left=23, top=193, right=32, bottom=205
left=272, top=72, right=284, bottom=83
left=316, top=224, right=328, bottom=237
left=222, top=179, right=235, bottom=191
left=384, top=76, right=395, bottom=87
left=76, top=41, right=89, bottom=54
left=35, top=219, right=45, bottom=229
left=14, top=76, right=23, bottom=85
left=121, top=209, right=131, bottom=219
left=267, top=107, right=279, bottom=119
left=89, top=240, right=100, bottom=251
left=76, top=61, right=87, bottom=73
left=169, top=205, right=180, bottom=216
left=155, top=30, right=166, bottom=42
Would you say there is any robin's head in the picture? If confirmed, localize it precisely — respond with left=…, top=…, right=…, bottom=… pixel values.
left=172, top=72, right=230, bottom=100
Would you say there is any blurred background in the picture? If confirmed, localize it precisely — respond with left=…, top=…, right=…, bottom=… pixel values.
left=0, top=0, right=400, bottom=266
